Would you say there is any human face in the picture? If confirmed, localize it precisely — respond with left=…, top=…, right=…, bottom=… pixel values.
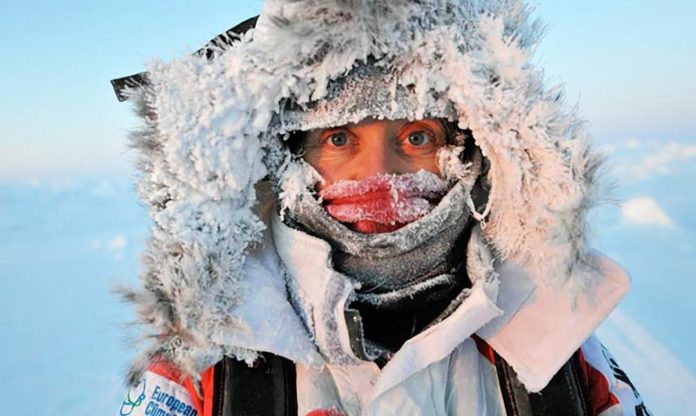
left=302, top=118, right=447, bottom=188
left=301, top=118, right=449, bottom=233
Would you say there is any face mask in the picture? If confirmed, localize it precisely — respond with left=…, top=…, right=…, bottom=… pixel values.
left=320, top=172, right=451, bottom=233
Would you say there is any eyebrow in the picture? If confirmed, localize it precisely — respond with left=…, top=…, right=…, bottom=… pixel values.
left=397, top=120, right=445, bottom=137
left=317, top=126, right=355, bottom=138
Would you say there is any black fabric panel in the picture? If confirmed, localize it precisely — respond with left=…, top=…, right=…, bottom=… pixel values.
left=495, top=352, right=533, bottom=416
left=213, top=354, right=297, bottom=416
left=110, top=72, right=149, bottom=102
left=196, top=16, right=259, bottom=61
left=569, top=352, right=594, bottom=415
left=495, top=351, right=595, bottom=416
left=528, top=352, right=589, bottom=416
left=212, top=360, right=226, bottom=416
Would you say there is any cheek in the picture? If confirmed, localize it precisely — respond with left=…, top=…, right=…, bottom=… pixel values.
left=314, top=167, right=340, bottom=191
left=303, top=151, right=344, bottom=188
left=403, top=153, right=441, bottom=176
left=424, top=156, right=441, bottom=175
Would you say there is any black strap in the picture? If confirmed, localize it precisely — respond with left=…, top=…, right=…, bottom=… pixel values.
left=211, top=347, right=591, bottom=416
left=111, top=15, right=259, bottom=102
left=212, top=351, right=592, bottom=416
left=212, top=354, right=298, bottom=416
left=495, top=352, right=534, bottom=416
left=496, top=351, right=594, bottom=416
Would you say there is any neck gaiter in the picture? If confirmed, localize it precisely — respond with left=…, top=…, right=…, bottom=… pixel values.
left=280, top=147, right=484, bottom=358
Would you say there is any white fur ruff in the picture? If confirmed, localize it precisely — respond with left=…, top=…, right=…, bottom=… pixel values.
left=122, top=0, right=603, bottom=383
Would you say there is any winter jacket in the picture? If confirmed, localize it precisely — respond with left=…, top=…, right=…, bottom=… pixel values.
left=113, top=0, right=652, bottom=415
left=121, top=339, right=646, bottom=416
left=118, top=204, right=649, bottom=416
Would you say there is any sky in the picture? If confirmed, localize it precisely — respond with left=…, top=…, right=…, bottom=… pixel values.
left=0, top=0, right=695, bottom=181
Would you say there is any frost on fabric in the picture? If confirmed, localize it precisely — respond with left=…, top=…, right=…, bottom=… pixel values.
left=438, top=145, right=492, bottom=223
left=437, top=146, right=473, bottom=182
left=320, top=172, right=449, bottom=226
left=276, top=157, right=324, bottom=221
left=120, top=39, right=274, bottom=381
left=355, top=273, right=456, bottom=306
left=122, top=0, right=604, bottom=383
left=263, top=0, right=601, bottom=291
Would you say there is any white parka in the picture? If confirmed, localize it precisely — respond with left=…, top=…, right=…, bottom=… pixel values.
left=119, top=200, right=645, bottom=415
left=116, top=0, right=650, bottom=415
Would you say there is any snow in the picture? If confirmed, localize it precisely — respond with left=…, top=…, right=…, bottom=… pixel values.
left=0, top=178, right=145, bottom=415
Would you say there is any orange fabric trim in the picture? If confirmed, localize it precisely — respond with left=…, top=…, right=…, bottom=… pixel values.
left=306, top=409, right=346, bottom=416
left=472, top=334, right=496, bottom=365
left=200, top=365, right=216, bottom=416
left=147, top=359, right=210, bottom=416
left=577, top=349, right=620, bottom=415
left=148, top=360, right=183, bottom=381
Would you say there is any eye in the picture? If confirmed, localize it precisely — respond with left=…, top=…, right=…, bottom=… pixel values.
left=407, top=131, right=432, bottom=146
left=327, top=131, right=349, bottom=147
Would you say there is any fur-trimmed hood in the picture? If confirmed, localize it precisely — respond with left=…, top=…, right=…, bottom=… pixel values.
left=120, top=0, right=612, bottom=385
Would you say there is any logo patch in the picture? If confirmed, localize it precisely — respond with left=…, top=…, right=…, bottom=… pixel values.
left=120, top=378, right=147, bottom=415
left=119, top=371, right=197, bottom=416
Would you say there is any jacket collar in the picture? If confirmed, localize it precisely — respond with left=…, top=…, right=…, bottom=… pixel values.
left=215, top=202, right=325, bottom=367
left=267, top=207, right=629, bottom=394
left=478, top=253, right=630, bottom=392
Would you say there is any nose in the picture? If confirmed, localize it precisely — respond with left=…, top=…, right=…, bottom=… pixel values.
left=353, top=138, right=405, bottom=180
left=353, top=122, right=407, bottom=180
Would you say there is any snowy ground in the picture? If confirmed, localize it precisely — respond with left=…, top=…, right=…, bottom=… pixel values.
left=1, top=137, right=694, bottom=415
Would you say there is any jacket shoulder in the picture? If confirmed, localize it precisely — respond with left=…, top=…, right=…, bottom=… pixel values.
left=119, top=360, right=214, bottom=416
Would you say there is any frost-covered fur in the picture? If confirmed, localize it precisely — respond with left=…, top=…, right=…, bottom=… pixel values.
left=122, top=0, right=603, bottom=383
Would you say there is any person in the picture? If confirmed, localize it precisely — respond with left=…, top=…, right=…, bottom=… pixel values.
left=113, top=1, right=651, bottom=415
